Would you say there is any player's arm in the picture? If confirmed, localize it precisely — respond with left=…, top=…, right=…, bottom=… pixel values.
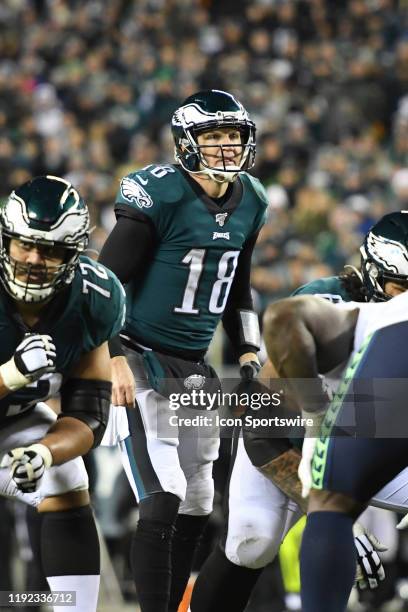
left=99, top=208, right=157, bottom=284
left=37, top=341, right=112, bottom=465
left=222, top=231, right=261, bottom=379
left=1, top=342, right=112, bottom=493
left=263, top=295, right=358, bottom=412
left=263, top=295, right=359, bottom=497
left=99, top=210, right=157, bottom=407
left=244, top=357, right=306, bottom=509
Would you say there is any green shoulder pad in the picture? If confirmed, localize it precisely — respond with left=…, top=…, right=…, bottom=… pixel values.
left=241, top=173, right=269, bottom=209
left=77, top=256, right=126, bottom=351
left=116, top=165, right=188, bottom=220
left=240, top=173, right=269, bottom=235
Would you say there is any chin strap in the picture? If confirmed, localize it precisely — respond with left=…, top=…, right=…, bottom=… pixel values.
left=343, top=264, right=364, bottom=283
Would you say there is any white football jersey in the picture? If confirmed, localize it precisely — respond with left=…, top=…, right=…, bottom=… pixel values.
left=354, top=290, right=408, bottom=353
left=349, top=292, right=408, bottom=511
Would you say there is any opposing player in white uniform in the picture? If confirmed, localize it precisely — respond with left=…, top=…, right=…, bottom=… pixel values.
left=191, top=212, right=408, bottom=612
left=264, top=286, right=408, bottom=611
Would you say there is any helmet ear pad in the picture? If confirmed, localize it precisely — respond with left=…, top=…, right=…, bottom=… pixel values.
left=180, top=146, right=201, bottom=172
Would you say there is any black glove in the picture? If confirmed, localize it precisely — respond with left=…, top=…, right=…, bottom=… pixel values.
left=239, top=360, right=261, bottom=382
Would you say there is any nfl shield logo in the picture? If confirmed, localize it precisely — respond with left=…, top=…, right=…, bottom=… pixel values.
left=184, top=374, right=206, bottom=390
left=215, top=213, right=228, bottom=227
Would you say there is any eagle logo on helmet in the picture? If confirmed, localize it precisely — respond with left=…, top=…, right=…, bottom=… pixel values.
left=184, top=374, right=206, bottom=390
left=120, top=177, right=153, bottom=209
left=366, top=233, right=408, bottom=275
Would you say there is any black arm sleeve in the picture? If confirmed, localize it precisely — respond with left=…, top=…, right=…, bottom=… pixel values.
left=98, top=207, right=157, bottom=284
left=99, top=206, right=157, bottom=358
left=222, top=231, right=260, bottom=357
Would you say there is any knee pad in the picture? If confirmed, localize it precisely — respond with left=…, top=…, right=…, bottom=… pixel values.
left=224, top=512, right=281, bottom=570
left=196, top=435, right=220, bottom=463
left=180, top=463, right=214, bottom=515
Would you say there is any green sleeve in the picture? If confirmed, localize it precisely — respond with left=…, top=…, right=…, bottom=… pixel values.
left=80, top=258, right=126, bottom=351
left=115, top=165, right=185, bottom=234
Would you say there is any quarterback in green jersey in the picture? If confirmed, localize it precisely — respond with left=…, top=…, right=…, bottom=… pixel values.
left=99, top=89, right=268, bottom=612
left=0, top=176, right=125, bottom=612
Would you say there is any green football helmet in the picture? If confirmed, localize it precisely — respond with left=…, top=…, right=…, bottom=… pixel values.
left=361, top=211, right=408, bottom=301
left=0, top=175, right=89, bottom=303
left=171, top=89, right=256, bottom=183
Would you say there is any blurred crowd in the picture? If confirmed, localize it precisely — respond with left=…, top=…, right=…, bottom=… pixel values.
left=1, top=0, right=407, bottom=309
left=2, top=1, right=408, bottom=610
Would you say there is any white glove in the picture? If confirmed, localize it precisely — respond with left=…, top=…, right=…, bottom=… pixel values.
left=397, top=513, right=408, bottom=530
left=1, top=443, right=53, bottom=493
left=353, top=522, right=387, bottom=590
left=0, top=333, right=56, bottom=391
left=298, top=409, right=326, bottom=498
left=298, top=436, right=317, bottom=498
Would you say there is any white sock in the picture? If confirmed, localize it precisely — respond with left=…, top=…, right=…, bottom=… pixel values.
left=47, top=574, right=100, bottom=612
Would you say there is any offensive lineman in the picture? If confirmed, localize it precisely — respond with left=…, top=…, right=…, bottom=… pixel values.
left=191, top=211, right=408, bottom=612
left=0, top=176, right=125, bottom=612
left=99, top=90, right=267, bottom=612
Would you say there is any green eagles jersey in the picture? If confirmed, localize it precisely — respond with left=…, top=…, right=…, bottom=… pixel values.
left=0, top=256, right=125, bottom=422
left=116, top=164, right=268, bottom=353
left=292, top=276, right=352, bottom=302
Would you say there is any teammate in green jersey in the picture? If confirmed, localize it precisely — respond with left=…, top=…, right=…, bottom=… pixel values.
left=99, top=89, right=267, bottom=612
left=0, top=176, right=125, bottom=612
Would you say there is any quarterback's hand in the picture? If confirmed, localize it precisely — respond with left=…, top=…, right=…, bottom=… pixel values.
left=239, top=357, right=261, bottom=382
left=353, top=522, right=387, bottom=590
left=111, top=356, right=136, bottom=408
left=0, top=333, right=56, bottom=391
left=1, top=444, right=53, bottom=493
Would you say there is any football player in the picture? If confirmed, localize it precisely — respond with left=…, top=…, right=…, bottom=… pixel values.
left=98, top=89, right=267, bottom=612
left=0, top=176, right=125, bottom=612
left=264, top=286, right=408, bottom=611
left=191, top=211, right=408, bottom=612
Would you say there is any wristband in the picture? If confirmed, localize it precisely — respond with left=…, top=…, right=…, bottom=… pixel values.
left=0, top=358, right=30, bottom=391
left=26, top=443, right=53, bottom=468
